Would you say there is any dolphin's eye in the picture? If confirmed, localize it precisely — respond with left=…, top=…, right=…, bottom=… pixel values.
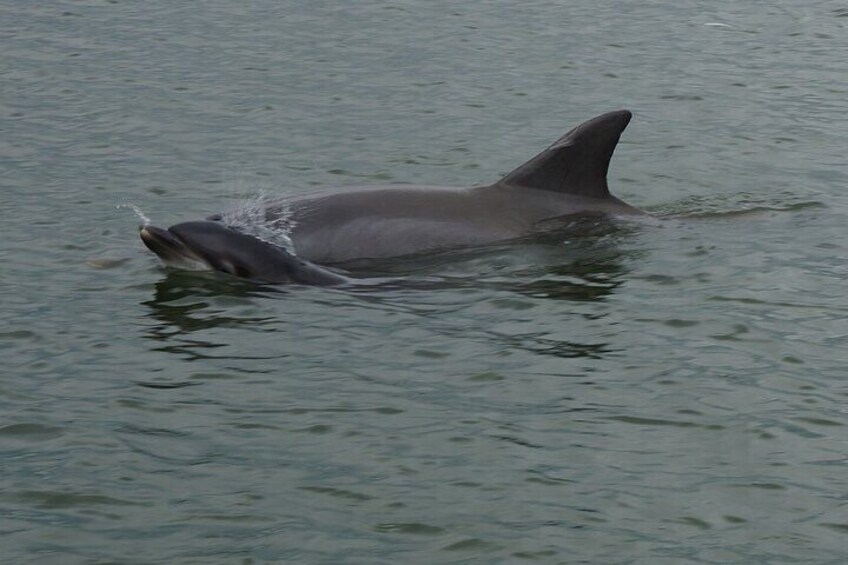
left=219, top=260, right=242, bottom=277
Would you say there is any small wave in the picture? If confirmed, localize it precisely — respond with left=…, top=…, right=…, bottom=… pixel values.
left=651, top=194, right=825, bottom=219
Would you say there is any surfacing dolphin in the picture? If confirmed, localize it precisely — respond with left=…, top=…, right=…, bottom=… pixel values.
left=141, top=109, right=642, bottom=286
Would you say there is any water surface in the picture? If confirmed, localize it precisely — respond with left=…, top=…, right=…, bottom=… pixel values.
left=3, top=1, right=847, bottom=563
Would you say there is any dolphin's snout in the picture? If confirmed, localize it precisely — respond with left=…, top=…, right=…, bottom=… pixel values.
left=139, top=225, right=156, bottom=242
left=140, top=225, right=190, bottom=259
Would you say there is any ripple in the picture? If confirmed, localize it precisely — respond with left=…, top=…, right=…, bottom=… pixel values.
left=374, top=522, right=446, bottom=535
left=13, top=490, right=144, bottom=509
left=658, top=196, right=827, bottom=219
left=442, top=537, right=497, bottom=551
left=607, top=416, right=724, bottom=430
left=300, top=486, right=374, bottom=502
left=134, top=380, right=201, bottom=389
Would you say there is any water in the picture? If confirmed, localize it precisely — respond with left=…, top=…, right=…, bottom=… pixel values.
left=3, top=1, right=847, bottom=563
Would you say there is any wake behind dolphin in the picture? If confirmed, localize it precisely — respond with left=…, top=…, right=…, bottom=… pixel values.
left=141, top=110, right=642, bottom=286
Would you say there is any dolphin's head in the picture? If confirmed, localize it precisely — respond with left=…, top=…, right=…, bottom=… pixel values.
left=140, top=220, right=346, bottom=285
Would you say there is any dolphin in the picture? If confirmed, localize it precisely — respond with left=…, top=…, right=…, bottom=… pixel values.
left=140, top=109, right=641, bottom=285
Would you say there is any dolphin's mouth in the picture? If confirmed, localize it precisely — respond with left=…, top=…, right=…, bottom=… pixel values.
left=140, top=225, right=209, bottom=270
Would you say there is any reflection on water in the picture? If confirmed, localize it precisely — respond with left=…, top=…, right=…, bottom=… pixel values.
left=142, top=272, right=280, bottom=361
left=494, top=330, right=613, bottom=359
left=516, top=249, right=631, bottom=302
left=144, top=272, right=276, bottom=331
left=515, top=216, right=638, bottom=302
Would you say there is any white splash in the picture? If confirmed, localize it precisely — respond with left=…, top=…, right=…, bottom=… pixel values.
left=118, top=203, right=152, bottom=226
left=217, top=190, right=298, bottom=254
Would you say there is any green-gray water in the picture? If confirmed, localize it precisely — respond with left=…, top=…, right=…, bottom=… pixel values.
left=3, top=1, right=847, bottom=563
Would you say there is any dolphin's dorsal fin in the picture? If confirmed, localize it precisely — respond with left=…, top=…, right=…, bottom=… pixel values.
left=498, top=110, right=632, bottom=199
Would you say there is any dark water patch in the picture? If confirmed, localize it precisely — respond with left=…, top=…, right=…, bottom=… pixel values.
left=660, top=94, right=704, bottom=101
left=189, top=371, right=243, bottom=381
left=794, top=417, right=843, bottom=428
left=490, top=434, right=544, bottom=449
left=517, top=274, right=623, bottom=301
left=442, top=537, right=497, bottom=551
left=513, top=549, right=559, bottom=560
left=294, top=424, right=333, bottom=434
left=117, top=424, right=189, bottom=438
left=374, top=522, right=445, bottom=535
left=413, top=348, right=450, bottom=359
left=135, top=380, right=201, bottom=389
left=229, top=422, right=281, bottom=430
left=300, top=486, right=375, bottom=502
left=711, top=324, right=753, bottom=341
left=0, top=330, right=38, bottom=340
left=525, top=476, right=573, bottom=487
left=86, top=257, right=130, bottom=270
left=675, top=516, right=712, bottom=530
left=662, top=318, right=700, bottom=328
left=768, top=420, right=829, bottom=440
left=726, top=482, right=786, bottom=491
left=708, top=295, right=848, bottom=313
left=467, top=371, right=504, bottom=382
left=13, top=490, right=144, bottom=509
left=183, top=513, right=273, bottom=523
left=489, top=297, right=537, bottom=310
left=116, top=398, right=176, bottom=413
left=0, top=423, right=64, bottom=441
left=498, top=332, right=614, bottom=359
left=607, top=415, right=723, bottom=430
left=639, top=273, right=680, bottom=285
left=114, top=424, right=215, bottom=466
left=281, top=406, right=405, bottom=416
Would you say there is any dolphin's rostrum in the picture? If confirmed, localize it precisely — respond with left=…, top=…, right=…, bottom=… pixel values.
left=141, top=110, right=641, bottom=285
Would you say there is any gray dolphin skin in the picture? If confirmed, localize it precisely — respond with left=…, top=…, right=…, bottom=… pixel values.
left=141, top=109, right=641, bottom=285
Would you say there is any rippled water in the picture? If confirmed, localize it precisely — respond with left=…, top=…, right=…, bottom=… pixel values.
left=3, top=1, right=847, bottom=563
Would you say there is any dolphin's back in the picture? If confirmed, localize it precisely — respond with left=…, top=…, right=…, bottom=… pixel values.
left=284, top=187, right=515, bottom=264
left=254, top=110, right=637, bottom=264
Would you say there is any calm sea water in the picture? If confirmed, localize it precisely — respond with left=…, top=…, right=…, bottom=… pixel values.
left=3, top=1, right=847, bottom=563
